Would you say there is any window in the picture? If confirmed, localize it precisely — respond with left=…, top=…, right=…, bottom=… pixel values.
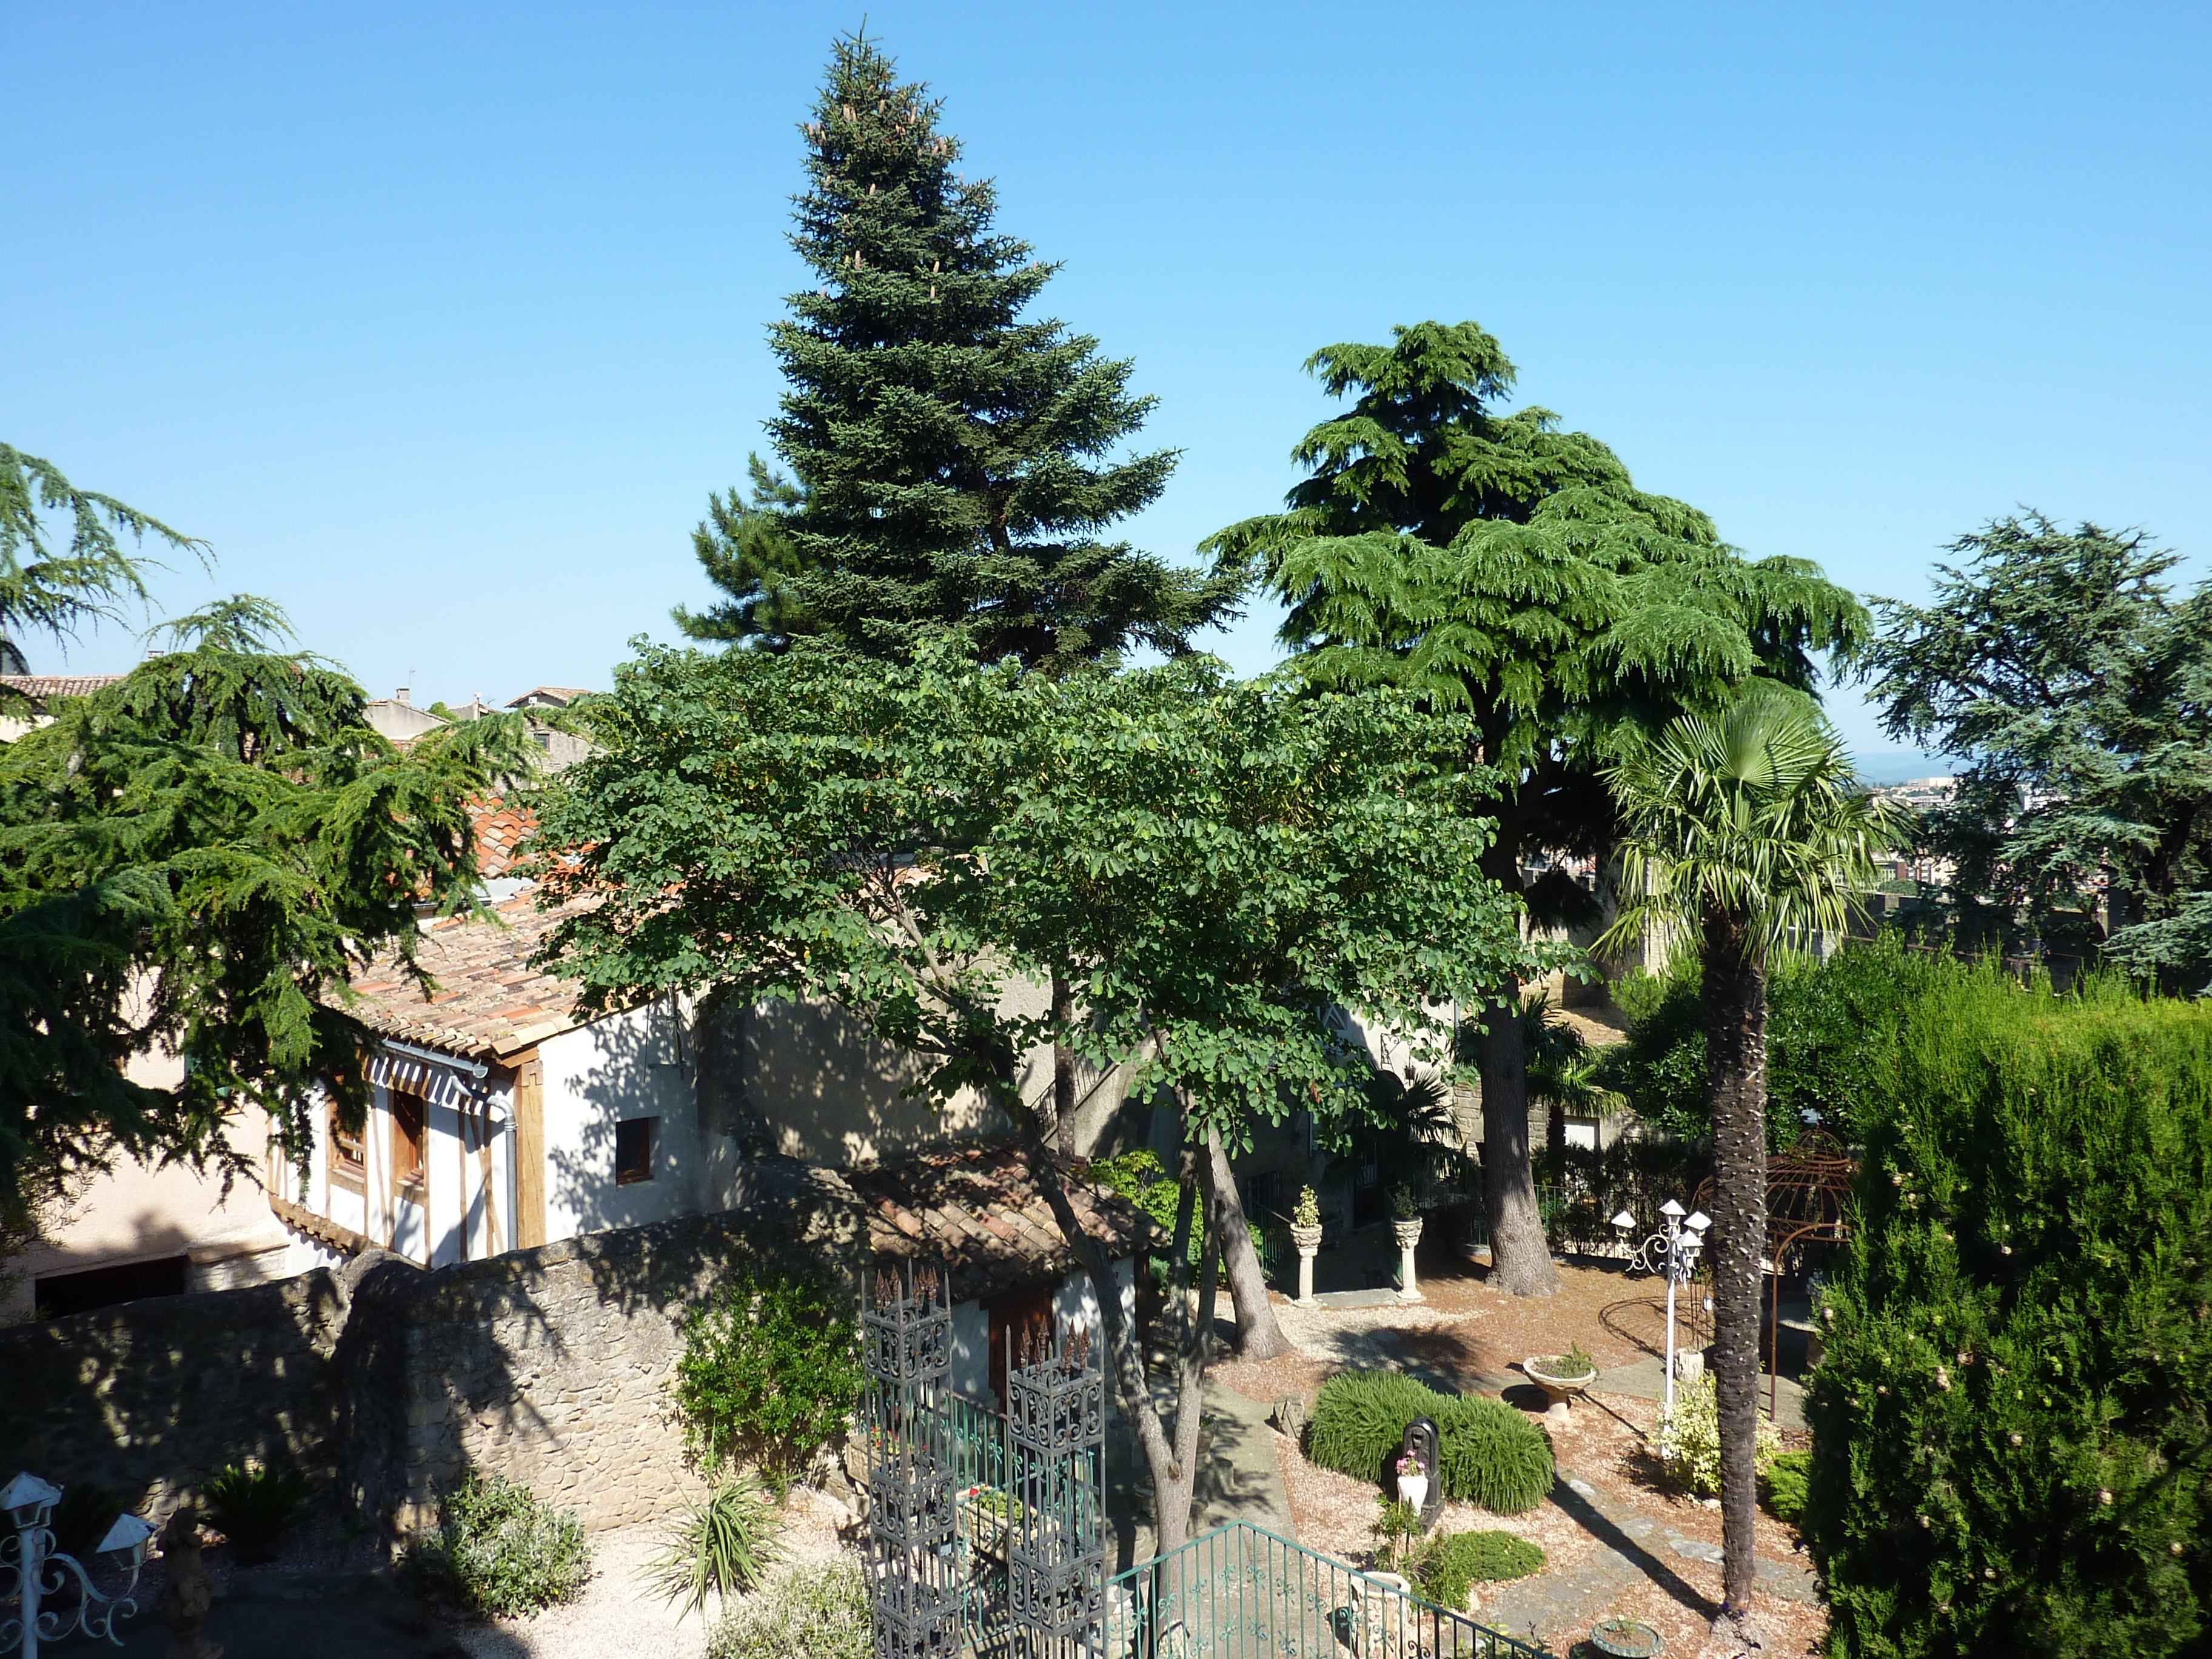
left=615, top=1116, right=656, bottom=1185
left=329, top=1102, right=366, bottom=1186
left=1242, top=1170, right=1285, bottom=1219
left=392, top=1089, right=427, bottom=1191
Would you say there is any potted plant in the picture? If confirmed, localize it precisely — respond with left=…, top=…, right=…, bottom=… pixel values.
left=1523, top=1341, right=1599, bottom=1414
left=1393, top=1450, right=1429, bottom=1513
left=1289, top=1186, right=1324, bottom=1305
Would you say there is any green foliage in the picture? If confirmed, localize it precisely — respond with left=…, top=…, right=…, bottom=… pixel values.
left=672, top=1262, right=863, bottom=1484
left=411, top=1473, right=592, bottom=1618
left=1761, top=1449, right=1811, bottom=1526
left=1605, top=934, right=1954, bottom=1143
left=1307, top=1371, right=1443, bottom=1484
left=1432, top=1395, right=1555, bottom=1515
left=1309, top=1372, right=1553, bottom=1515
left=706, top=1558, right=872, bottom=1659
left=1293, top=1185, right=1320, bottom=1228
left=730, top=33, right=1238, bottom=671
left=1529, top=1344, right=1595, bottom=1379
left=531, top=640, right=1536, bottom=1154
left=1655, top=1374, right=1779, bottom=1499
left=203, top=1463, right=311, bottom=1555
left=643, top=1475, right=787, bottom=1619
left=1369, top=1495, right=1423, bottom=1572
left=674, top=455, right=815, bottom=649
left=1413, top=1530, right=1546, bottom=1608
left=1865, top=514, right=2212, bottom=983
left=0, top=595, right=544, bottom=1217
left=0, top=443, right=203, bottom=665
left=1805, top=966, right=2212, bottom=1656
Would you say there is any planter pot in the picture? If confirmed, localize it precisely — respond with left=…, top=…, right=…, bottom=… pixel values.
left=1523, top=1356, right=1598, bottom=1417
left=1390, top=1218, right=1424, bottom=1250
left=1395, top=1472, right=1429, bottom=1512
left=1590, top=1615, right=1664, bottom=1657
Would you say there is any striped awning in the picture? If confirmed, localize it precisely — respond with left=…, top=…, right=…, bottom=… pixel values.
left=367, top=1048, right=491, bottom=1113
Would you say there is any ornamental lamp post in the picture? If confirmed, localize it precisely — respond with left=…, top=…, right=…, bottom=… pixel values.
left=2, top=1470, right=155, bottom=1658
left=1612, top=1200, right=1712, bottom=1417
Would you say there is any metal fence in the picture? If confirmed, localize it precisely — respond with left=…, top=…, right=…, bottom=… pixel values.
left=1100, top=1521, right=1549, bottom=1659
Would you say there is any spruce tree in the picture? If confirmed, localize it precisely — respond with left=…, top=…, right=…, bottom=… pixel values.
left=699, top=33, right=1239, bottom=669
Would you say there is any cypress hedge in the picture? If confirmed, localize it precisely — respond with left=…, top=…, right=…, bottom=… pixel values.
left=1806, top=965, right=2212, bottom=1657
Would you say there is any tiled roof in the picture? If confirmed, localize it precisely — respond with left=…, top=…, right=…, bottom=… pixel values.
left=850, top=1143, right=1162, bottom=1301
left=0, top=674, right=122, bottom=704
left=342, top=890, right=589, bottom=1061
left=506, top=686, right=591, bottom=708
left=472, top=800, right=537, bottom=877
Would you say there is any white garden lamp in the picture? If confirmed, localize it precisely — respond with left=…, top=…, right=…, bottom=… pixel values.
left=1611, top=1201, right=1712, bottom=1417
left=2, top=1470, right=153, bottom=1658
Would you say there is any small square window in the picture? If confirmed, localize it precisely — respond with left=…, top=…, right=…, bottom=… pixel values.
left=615, top=1117, right=656, bottom=1185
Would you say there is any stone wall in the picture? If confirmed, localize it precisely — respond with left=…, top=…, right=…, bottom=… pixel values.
left=0, top=1161, right=863, bottom=1538
left=0, top=1269, right=351, bottom=1525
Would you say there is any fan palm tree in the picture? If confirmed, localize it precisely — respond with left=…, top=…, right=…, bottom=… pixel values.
left=1521, top=996, right=1624, bottom=1155
left=1599, top=683, right=1900, bottom=1619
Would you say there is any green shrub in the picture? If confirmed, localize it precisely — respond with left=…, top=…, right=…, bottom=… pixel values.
left=674, top=1262, right=865, bottom=1485
left=1761, top=1449, right=1811, bottom=1526
left=1307, top=1371, right=1444, bottom=1484
left=1433, top=1396, right=1554, bottom=1515
left=1653, top=1373, right=1780, bottom=1500
left=643, top=1475, right=786, bottom=1618
left=1309, top=1372, right=1554, bottom=1515
left=203, top=1463, right=312, bottom=1559
left=1413, top=1530, right=1545, bottom=1609
left=411, top=1473, right=591, bottom=1617
left=1806, top=966, right=2212, bottom=1656
left=707, top=1559, right=871, bottom=1659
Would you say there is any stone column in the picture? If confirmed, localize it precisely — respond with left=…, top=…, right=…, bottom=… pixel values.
left=1290, top=1223, right=1323, bottom=1306
left=1392, top=1218, right=1425, bottom=1303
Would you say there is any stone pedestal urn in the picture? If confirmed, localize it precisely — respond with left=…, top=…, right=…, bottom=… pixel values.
left=1392, top=1216, right=1425, bottom=1302
left=1290, top=1222, right=1324, bottom=1305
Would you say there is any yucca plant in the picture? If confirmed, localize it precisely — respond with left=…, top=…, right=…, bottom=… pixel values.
left=644, top=1475, right=787, bottom=1619
left=202, top=1463, right=312, bottom=1562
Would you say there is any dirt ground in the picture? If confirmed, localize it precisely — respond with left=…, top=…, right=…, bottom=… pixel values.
left=1216, top=1254, right=1826, bottom=1659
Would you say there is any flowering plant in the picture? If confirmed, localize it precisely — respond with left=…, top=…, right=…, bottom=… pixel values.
left=1396, top=1451, right=1424, bottom=1476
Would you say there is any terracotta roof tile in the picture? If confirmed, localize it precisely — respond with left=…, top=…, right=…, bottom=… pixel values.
left=0, top=674, right=122, bottom=705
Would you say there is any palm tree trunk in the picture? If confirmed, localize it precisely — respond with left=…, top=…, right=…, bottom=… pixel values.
left=1701, top=902, right=1768, bottom=1614
left=1479, top=991, right=1558, bottom=1298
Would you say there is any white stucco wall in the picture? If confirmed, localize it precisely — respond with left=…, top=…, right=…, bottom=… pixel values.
left=540, top=1005, right=723, bottom=1241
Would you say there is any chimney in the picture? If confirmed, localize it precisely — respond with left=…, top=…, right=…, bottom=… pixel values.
left=397, top=687, right=411, bottom=705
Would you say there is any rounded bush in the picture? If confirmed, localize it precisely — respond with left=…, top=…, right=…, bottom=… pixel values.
left=1434, top=1396, right=1553, bottom=1515
left=410, top=1473, right=592, bottom=1618
left=1760, top=1449, right=1811, bottom=1526
left=1306, top=1371, right=1448, bottom=1484
left=708, top=1559, right=871, bottom=1659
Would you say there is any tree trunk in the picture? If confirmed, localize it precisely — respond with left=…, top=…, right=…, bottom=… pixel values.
left=1207, top=1129, right=1292, bottom=1359
left=1156, top=1144, right=1224, bottom=1559
left=1051, top=971, right=1078, bottom=1153
left=1702, top=903, right=1769, bottom=1614
left=999, top=1086, right=1211, bottom=1567
left=1478, top=991, right=1558, bottom=1298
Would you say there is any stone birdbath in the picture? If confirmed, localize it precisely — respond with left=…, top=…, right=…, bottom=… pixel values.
left=1523, top=1350, right=1598, bottom=1421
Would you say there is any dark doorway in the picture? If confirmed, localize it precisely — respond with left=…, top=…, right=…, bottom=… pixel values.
left=987, top=1283, right=1056, bottom=1405
left=35, top=1255, right=189, bottom=1319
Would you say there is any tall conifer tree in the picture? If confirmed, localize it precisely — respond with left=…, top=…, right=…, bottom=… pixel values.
left=688, top=34, right=1238, bottom=669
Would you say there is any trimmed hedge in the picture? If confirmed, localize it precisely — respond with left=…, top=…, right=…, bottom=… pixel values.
left=1306, top=1372, right=1554, bottom=1517
left=1806, top=966, right=2212, bottom=1657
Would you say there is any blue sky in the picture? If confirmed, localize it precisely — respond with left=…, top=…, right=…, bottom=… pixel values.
left=8, top=2, right=2208, bottom=766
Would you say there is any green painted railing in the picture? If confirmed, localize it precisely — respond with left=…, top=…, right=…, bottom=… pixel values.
left=1101, top=1521, right=1552, bottom=1659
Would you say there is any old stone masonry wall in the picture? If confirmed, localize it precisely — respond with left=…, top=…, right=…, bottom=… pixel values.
left=0, top=1162, right=862, bottom=1537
